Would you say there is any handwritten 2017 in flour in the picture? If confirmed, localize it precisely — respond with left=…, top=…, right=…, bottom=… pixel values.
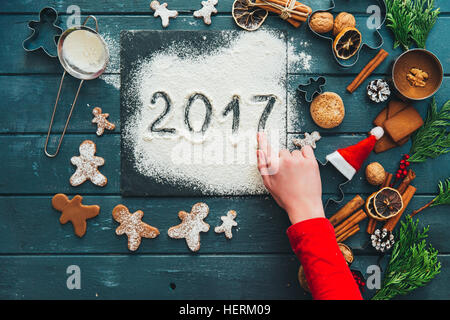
left=147, top=92, right=276, bottom=135
left=122, top=30, right=287, bottom=195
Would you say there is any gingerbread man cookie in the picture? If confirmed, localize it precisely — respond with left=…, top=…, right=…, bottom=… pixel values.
left=214, top=210, right=237, bottom=239
left=70, top=140, right=107, bottom=187
left=92, top=107, right=115, bottom=136
left=292, top=131, right=321, bottom=149
left=193, top=0, right=218, bottom=25
left=150, top=1, right=178, bottom=28
left=168, top=203, right=210, bottom=252
left=52, top=193, right=100, bottom=237
left=112, top=204, right=160, bottom=251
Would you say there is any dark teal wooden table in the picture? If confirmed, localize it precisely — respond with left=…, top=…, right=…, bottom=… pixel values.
left=0, top=0, right=449, bottom=300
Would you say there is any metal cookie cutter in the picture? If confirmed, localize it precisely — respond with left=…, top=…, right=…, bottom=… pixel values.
left=44, top=16, right=109, bottom=157
left=22, top=7, right=63, bottom=58
left=297, top=76, right=326, bottom=102
left=307, top=0, right=386, bottom=68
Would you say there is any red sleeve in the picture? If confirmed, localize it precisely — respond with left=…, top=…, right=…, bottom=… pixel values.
left=287, top=217, right=362, bottom=300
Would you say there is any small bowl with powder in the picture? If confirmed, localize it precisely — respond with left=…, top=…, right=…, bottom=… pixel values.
left=392, top=49, right=443, bottom=101
left=58, top=25, right=109, bottom=80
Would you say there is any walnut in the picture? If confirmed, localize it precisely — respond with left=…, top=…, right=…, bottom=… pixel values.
left=310, top=12, right=334, bottom=34
left=365, top=162, right=386, bottom=186
left=407, top=68, right=429, bottom=87
left=333, top=12, right=356, bottom=36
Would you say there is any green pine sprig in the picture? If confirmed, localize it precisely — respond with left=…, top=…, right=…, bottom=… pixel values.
left=372, top=216, right=441, bottom=300
left=385, top=0, right=415, bottom=50
left=409, top=98, right=450, bottom=163
left=410, top=0, right=440, bottom=48
left=385, top=0, right=440, bottom=51
left=410, top=178, right=450, bottom=217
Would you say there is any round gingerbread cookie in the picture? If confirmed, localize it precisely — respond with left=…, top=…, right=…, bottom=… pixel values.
left=310, top=92, right=345, bottom=129
left=310, top=12, right=334, bottom=34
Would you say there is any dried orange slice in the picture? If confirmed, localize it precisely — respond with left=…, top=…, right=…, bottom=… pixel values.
left=232, top=0, right=268, bottom=31
left=333, top=27, right=362, bottom=60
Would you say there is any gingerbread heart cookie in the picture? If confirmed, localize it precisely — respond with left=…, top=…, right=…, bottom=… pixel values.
left=112, top=204, right=160, bottom=251
left=70, top=140, right=107, bottom=187
left=168, top=203, right=210, bottom=252
left=52, top=193, right=100, bottom=237
left=92, top=107, right=115, bottom=136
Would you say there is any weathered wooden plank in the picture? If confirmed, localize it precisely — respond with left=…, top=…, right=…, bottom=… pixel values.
left=1, top=75, right=449, bottom=134
left=4, top=15, right=450, bottom=74
left=290, top=133, right=450, bottom=195
left=0, top=195, right=448, bottom=254
left=0, top=254, right=448, bottom=299
left=8, top=0, right=448, bottom=14
left=0, top=134, right=448, bottom=194
left=288, top=76, right=450, bottom=133
left=0, top=75, right=120, bottom=133
left=288, top=15, right=450, bottom=74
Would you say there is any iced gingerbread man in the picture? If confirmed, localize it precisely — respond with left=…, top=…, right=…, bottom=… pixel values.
left=214, top=210, right=237, bottom=239
left=168, top=203, right=210, bottom=252
left=193, top=0, right=218, bottom=25
left=70, top=140, right=107, bottom=187
left=150, top=1, right=178, bottom=28
left=92, top=107, right=115, bottom=136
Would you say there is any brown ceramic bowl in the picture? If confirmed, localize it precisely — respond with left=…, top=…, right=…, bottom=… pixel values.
left=392, top=49, right=443, bottom=101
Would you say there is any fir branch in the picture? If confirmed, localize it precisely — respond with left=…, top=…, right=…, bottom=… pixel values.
left=409, top=98, right=450, bottom=163
left=432, top=178, right=450, bottom=206
left=410, top=0, right=440, bottom=48
left=385, top=0, right=440, bottom=51
left=385, top=0, right=415, bottom=50
left=372, top=216, right=441, bottom=300
left=410, top=178, right=450, bottom=217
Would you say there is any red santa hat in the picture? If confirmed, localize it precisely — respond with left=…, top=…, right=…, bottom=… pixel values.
left=326, top=127, right=384, bottom=180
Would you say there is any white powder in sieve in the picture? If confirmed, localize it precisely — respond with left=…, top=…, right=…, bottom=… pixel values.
left=123, top=30, right=288, bottom=195
left=63, top=30, right=107, bottom=74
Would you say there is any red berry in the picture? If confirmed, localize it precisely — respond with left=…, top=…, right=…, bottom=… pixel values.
left=404, top=154, right=410, bottom=159
left=397, top=169, right=403, bottom=174
left=396, top=173, right=401, bottom=179
left=400, top=160, right=406, bottom=164
left=403, top=170, right=408, bottom=175
left=405, top=161, right=410, bottom=166
left=400, top=164, right=406, bottom=169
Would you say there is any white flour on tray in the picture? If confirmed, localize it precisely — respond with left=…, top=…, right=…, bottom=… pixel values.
left=123, top=30, right=288, bottom=195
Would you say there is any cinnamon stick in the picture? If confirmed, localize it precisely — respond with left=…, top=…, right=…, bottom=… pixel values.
left=383, top=185, right=417, bottom=231
left=381, top=173, right=393, bottom=188
left=347, top=49, right=389, bottom=93
left=337, top=224, right=360, bottom=243
left=329, top=195, right=365, bottom=226
left=366, top=218, right=377, bottom=234
left=253, top=0, right=311, bottom=27
left=335, top=209, right=367, bottom=237
left=397, top=169, right=416, bottom=194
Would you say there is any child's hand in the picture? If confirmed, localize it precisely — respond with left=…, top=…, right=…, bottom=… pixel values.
left=256, top=132, right=325, bottom=225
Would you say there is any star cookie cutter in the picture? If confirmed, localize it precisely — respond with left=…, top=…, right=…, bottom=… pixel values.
left=297, top=76, right=326, bottom=102
left=22, top=7, right=63, bottom=58
left=307, top=0, right=386, bottom=68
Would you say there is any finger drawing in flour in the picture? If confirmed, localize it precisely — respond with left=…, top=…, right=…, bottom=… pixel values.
left=150, top=1, right=178, bottom=28
left=193, top=0, right=218, bottom=25
left=215, top=210, right=238, bottom=239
